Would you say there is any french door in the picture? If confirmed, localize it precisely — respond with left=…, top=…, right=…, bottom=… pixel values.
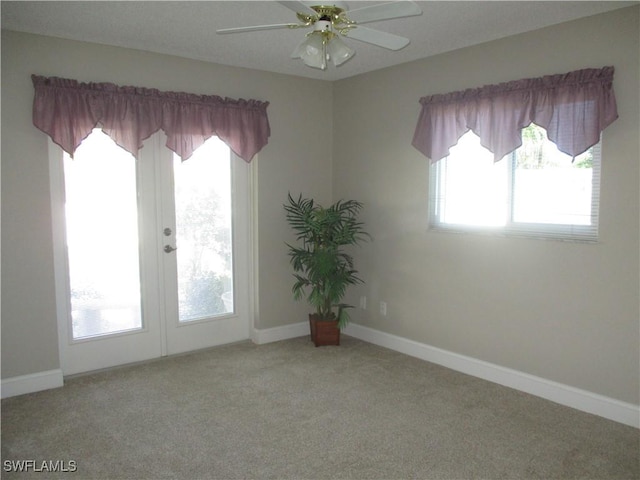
left=50, top=130, right=253, bottom=375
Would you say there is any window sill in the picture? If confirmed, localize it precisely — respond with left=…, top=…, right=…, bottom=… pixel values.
left=428, top=224, right=599, bottom=244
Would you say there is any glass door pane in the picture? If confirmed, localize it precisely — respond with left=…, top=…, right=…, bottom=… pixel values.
left=63, top=130, right=142, bottom=339
left=173, top=137, right=234, bottom=322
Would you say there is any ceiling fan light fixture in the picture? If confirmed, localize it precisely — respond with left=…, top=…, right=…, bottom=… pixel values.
left=291, top=31, right=327, bottom=70
left=291, top=18, right=353, bottom=70
left=327, top=35, right=354, bottom=66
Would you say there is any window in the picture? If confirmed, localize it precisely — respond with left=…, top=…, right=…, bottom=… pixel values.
left=429, top=124, right=600, bottom=241
left=413, top=67, right=616, bottom=242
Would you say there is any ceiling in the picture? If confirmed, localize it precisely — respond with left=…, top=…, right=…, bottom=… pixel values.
left=1, top=1, right=636, bottom=81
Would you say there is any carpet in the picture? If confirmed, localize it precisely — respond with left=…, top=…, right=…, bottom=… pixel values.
left=2, top=335, right=638, bottom=479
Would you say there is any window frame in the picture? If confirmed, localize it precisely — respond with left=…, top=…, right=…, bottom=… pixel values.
left=428, top=130, right=602, bottom=242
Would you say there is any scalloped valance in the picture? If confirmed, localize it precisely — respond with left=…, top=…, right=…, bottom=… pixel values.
left=412, top=67, right=618, bottom=163
left=32, top=75, right=270, bottom=162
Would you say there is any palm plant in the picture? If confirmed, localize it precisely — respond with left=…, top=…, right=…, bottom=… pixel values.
left=284, top=193, right=370, bottom=328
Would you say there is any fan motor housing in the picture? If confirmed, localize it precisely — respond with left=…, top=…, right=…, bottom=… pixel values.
left=313, top=19, right=333, bottom=32
left=305, top=2, right=349, bottom=12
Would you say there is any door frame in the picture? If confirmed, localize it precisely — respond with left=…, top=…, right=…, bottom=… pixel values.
left=48, top=133, right=258, bottom=376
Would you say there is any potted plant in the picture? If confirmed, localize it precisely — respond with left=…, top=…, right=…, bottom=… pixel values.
left=284, top=193, right=370, bottom=346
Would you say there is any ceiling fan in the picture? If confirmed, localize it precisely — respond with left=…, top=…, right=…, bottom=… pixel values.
left=216, top=1, right=422, bottom=70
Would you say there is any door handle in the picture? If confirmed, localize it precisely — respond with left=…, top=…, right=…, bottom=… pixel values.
left=164, top=245, right=178, bottom=253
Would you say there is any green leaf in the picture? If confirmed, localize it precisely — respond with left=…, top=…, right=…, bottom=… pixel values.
left=284, top=192, right=370, bottom=320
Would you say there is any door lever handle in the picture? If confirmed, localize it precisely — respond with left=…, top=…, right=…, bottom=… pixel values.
left=163, top=245, right=178, bottom=253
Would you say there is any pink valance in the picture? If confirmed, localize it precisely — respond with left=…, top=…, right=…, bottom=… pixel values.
left=412, top=67, right=618, bottom=163
left=32, top=75, right=270, bottom=162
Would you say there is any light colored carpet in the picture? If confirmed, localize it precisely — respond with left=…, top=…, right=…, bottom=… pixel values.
left=2, top=335, right=638, bottom=479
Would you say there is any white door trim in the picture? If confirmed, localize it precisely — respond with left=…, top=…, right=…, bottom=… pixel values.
left=49, top=134, right=257, bottom=375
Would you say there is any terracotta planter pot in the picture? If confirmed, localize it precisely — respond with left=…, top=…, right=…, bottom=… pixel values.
left=309, top=314, right=340, bottom=347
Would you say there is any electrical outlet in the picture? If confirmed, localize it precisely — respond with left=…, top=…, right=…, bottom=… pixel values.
left=380, top=301, right=387, bottom=316
left=360, top=296, right=367, bottom=310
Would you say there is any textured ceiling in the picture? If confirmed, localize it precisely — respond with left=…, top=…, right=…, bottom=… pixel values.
left=1, top=1, right=636, bottom=81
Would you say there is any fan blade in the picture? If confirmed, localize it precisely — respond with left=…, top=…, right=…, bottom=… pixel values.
left=343, top=26, right=410, bottom=50
left=347, top=1, right=422, bottom=24
left=217, top=23, right=302, bottom=34
left=277, top=1, right=318, bottom=16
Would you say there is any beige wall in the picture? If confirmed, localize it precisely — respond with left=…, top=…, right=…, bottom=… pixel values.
left=2, top=6, right=639, bottom=407
left=333, top=6, right=639, bottom=404
left=1, top=30, right=333, bottom=378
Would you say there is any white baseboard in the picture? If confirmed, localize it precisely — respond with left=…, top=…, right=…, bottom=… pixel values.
left=5, top=324, right=637, bottom=428
left=1, top=369, right=64, bottom=399
left=251, top=321, right=309, bottom=345
left=343, top=323, right=640, bottom=428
